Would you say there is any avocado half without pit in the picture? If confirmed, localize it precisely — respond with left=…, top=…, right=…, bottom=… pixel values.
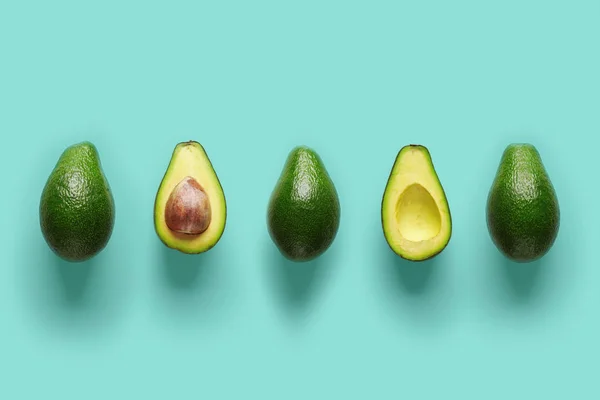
left=154, top=141, right=226, bottom=254
left=381, top=145, right=452, bottom=261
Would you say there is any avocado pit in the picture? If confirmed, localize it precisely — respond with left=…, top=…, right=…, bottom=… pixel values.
left=165, top=176, right=211, bottom=235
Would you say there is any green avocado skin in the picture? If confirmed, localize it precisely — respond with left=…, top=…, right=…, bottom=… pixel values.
left=486, top=144, right=559, bottom=262
left=40, top=142, right=115, bottom=262
left=267, top=146, right=340, bottom=262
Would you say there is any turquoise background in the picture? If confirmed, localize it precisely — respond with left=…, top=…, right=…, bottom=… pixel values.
left=0, top=0, right=598, bottom=398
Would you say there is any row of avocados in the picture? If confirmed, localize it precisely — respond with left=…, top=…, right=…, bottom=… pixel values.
left=39, top=140, right=560, bottom=264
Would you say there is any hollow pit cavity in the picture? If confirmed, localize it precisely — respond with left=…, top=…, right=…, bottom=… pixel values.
left=395, top=183, right=441, bottom=242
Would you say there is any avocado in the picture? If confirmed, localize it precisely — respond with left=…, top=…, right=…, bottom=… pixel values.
left=381, top=145, right=452, bottom=261
left=39, top=141, right=115, bottom=262
left=154, top=141, right=226, bottom=254
left=267, top=146, right=340, bottom=262
left=486, top=143, right=560, bottom=262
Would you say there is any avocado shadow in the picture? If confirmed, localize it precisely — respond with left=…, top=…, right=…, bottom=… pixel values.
left=154, top=241, right=229, bottom=327
left=20, top=244, right=126, bottom=339
left=375, top=233, right=454, bottom=329
left=383, top=244, right=440, bottom=296
left=161, top=245, right=211, bottom=290
left=497, top=251, right=545, bottom=302
left=266, top=240, right=333, bottom=318
left=53, top=255, right=96, bottom=306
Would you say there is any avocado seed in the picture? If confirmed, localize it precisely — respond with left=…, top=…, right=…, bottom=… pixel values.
left=165, top=176, right=211, bottom=235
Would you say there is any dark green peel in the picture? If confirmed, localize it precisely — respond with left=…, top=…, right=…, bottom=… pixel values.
left=267, top=146, right=340, bottom=262
left=486, top=143, right=559, bottom=262
left=40, top=142, right=115, bottom=262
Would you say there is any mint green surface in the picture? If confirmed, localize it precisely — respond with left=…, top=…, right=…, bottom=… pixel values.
left=0, top=1, right=598, bottom=398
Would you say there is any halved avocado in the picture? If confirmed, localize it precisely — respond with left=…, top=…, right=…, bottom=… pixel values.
left=381, top=145, right=452, bottom=261
left=154, top=141, right=226, bottom=254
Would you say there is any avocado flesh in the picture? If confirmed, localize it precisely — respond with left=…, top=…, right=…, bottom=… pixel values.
left=382, top=145, right=452, bottom=261
left=39, top=141, right=115, bottom=262
left=486, top=143, right=559, bottom=262
left=154, top=141, right=226, bottom=254
left=267, top=146, right=341, bottom=262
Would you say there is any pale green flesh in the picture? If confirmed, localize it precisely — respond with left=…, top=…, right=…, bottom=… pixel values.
left=396, top=183, right=442, bottom=242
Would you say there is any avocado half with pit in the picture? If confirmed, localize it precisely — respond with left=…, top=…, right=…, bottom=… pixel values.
left=154, top=141, right=226, bottom=254
left=381, top=145, right=452, bottom=261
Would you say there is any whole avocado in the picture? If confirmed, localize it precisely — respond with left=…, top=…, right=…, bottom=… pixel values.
left=486, top=143, right=559, bottom=262
left=40, top=141, right=115, bottom=262
left=267, top=146, right=340, bottom=262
